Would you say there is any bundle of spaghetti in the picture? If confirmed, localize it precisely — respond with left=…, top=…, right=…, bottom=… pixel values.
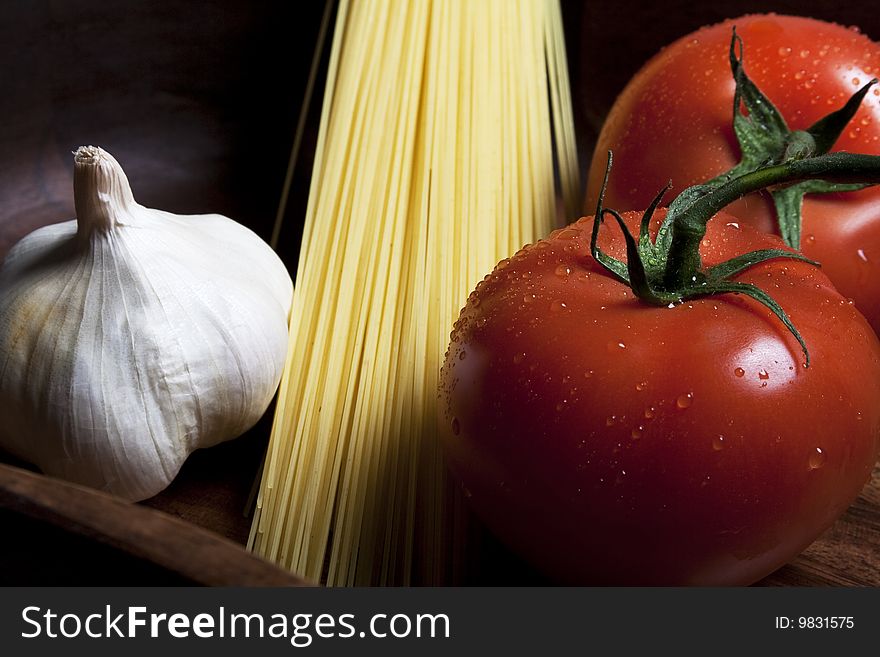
left=249, top=0, right=580, bottom=585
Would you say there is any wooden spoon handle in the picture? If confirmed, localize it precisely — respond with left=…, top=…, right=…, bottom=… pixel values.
left=0, top=462, right=308, bottom=586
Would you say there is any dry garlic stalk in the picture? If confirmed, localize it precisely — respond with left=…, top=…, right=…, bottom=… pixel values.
left=0, top=146, right=293, bottom=501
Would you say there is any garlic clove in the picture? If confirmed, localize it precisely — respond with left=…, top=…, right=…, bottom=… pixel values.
left=0, top=146, right=293, bottom=501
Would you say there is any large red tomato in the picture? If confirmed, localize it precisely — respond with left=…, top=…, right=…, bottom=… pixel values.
left=585, top=15, right=880, bottom=330
left=439, top=211, right=880, bottom=585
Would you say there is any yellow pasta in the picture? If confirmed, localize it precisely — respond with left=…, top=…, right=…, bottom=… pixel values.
left=249, top=0, right=580, bottom=585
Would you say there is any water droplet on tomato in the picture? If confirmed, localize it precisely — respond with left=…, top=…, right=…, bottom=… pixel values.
left=712, top=435, right=726, bottom=451
left=556, top=401, right=566, bottom=412
left=549, top=299, right=568, bottom=312
left=734, top=367, right=745, bottom=378
left=458, top=350, right=467, bottom=360
left=584, top=370, right=594, bottom=379
left=758, top=369, right=770, bottom=380
left=676, top=393, right=693, bottom=409
left=794, top=69, right=805, bottom=80
left=631, top=427, right=643, bottom=440
left=644, top=406, right=656, bottom=420
left=808, top=447, right=826, bottom=470
left=555, top=264, right=571, bottom=278
left=451, top=418, right=460, bottom=436
left=607, top=341, right=626, bottom=352
left=557, top=228, right=579, bottom=240
left=513, top=352, right=526, bottom=364
left=805, top=234, right=816, bottom=245
left=497, top=258, right=510, bottom=269
left=778, top=46, right=792, bottom=57
left=605, top=416, right=616, bottom=427
left=853, top=77, right=862, bottom=85
left=725, top=221, right=740, bottom=230
left=857, top=248, right=869, bottom=262
left=635, top=381, right=647, bottom=391
left=523, top=293, right=536, bottom=303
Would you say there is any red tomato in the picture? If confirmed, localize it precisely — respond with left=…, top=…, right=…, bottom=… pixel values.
left=439, top=211, right=880, bottom=585
left=585, top=14, right=880, bottom=331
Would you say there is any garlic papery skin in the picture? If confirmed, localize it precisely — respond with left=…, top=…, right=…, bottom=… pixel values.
left=0, top=146, right=293, bottom=501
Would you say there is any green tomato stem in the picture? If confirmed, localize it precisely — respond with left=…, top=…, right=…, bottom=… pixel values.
left=663, top=152, right=880, bottom=289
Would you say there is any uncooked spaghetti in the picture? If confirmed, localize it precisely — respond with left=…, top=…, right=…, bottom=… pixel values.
left=249, top=0, right=580, bottom=585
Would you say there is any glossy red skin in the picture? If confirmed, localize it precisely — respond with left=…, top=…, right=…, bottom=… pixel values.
left=439, top=210, right=880, bottom=585
left=585, top=14, right=880, bottom=332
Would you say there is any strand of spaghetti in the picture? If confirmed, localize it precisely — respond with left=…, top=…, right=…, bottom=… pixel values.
left=249, top=0, right=352, bottom=556
left=417, top=0, right=455, bottom=585
left=262, top=0, right=369, bottom=569
left=328, top=0, right=428, bottom=585
left=369, top=0, right=432, bottom=585
left=419, top=0, right=459, bottom=584
left=545, top=0, right=582, bottom=219
left=289, top=0, right=395, bottom=577
left=269, top=0, right=335, bottom=251
left=308, top=0, right=392, bottom=580
left=393, top=0, right=443, bottom=585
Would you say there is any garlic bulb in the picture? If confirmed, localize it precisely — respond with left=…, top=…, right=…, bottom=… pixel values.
left=0, top=146, right=293, bottom=501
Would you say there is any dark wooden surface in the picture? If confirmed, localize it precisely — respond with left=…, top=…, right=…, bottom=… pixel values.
left=758, top=464, right=880, bottom=586
left=0, top=461, right=308, bottom=586
left=0, top=0, right=878, bottom=586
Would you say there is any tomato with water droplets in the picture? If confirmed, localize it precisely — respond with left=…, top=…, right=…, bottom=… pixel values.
left=438, top=210, right=880, bottom=585
left=585, top=14, right=880, bottom=331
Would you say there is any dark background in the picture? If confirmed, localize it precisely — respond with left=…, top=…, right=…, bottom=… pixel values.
left=1, top=0, right=879, bottom=582
left=5, top=0, right=880, bottom=268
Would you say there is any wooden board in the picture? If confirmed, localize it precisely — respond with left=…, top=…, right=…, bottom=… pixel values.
left=0, top=461, right=307, bottom=586
left=152, top=456, right=880, bottom=586
left=758, top=465, right=880, bottom=586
